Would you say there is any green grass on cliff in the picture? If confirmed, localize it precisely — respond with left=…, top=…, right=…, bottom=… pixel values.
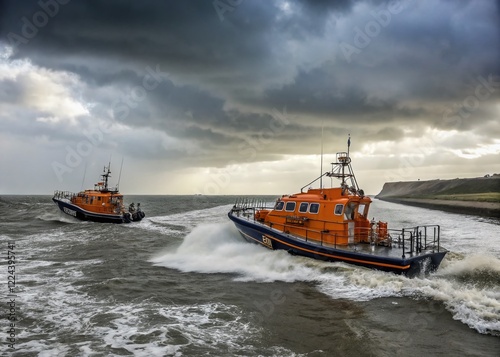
left=423, top=192, right=500, bottom=203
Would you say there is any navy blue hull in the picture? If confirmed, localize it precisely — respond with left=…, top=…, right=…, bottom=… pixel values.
left=228, top=212, right=446, bottom=277
left=53, top=198, right=125, bottom=224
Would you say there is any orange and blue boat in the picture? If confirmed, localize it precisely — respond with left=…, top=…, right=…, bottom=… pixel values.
left=52, top=164, right=145, bottom=223
left=228, top=139, right=447, bottom=277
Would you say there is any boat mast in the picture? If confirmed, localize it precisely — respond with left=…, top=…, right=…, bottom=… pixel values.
left=301, top=134, right=363, bottom=196
left=342, top=134, right=350, bottom=187
left=101, top=162, right=111, bottom=191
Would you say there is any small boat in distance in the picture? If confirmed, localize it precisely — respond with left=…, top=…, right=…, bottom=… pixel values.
left=228, top=138, right=447, bottom=277
left=52, top=163, right=145, bottom=223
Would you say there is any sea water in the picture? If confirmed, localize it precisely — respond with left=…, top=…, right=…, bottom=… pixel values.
left=1, top=195, right=499, bottom=356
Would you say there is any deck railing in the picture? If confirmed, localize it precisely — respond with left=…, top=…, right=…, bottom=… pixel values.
left=230, top=202, right=442, bottom=256
left=53, top=190, right=76, bottom=200
left=396, top=225, right=442, bottom=257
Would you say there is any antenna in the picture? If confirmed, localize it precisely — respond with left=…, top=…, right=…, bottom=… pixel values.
left=117, top=157, right=124, bottom=189
left=80, top=161, right=87, bottom=191
left=320, top=123, right=324, bottom=189
left=347, top=133, right=351, bottom=157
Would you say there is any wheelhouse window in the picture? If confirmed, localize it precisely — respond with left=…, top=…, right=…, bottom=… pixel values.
left=285, top=201, right=296, bottom=212
left=334, top=204, right=344, bottom=215
left=275, top=201, right=284, bottom=211
left=298, top=202, right=309, bottom=213
left=309, top=203, right=320, bottom=214
left=357, top=204, right=367, bottom=217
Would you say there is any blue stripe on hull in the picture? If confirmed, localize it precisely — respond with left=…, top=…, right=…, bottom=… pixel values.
left=228, top=213, right=446, bottom=277
left=53, top=198, right=124, bottom=224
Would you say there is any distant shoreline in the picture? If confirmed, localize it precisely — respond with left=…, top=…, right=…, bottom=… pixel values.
left=375, top=176, right=500, bottom=218
left=376, top=197, right=500, bottom=218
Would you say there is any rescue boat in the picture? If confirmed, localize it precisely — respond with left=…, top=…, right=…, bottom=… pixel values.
left=228, top=139, right=447, bottom=277
left=52, top=164, right=145, bottom=223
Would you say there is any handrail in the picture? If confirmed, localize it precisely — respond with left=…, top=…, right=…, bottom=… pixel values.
left=53, top=190, right=76, bottom=200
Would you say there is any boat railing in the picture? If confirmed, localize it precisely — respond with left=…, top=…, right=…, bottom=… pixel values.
left=232, top=197, right=275, bottom=211
left=394, top=225, right=442, bottom=257
left=283, top=224, right=442, bottom=256
left=53, top=190, right=76, bottom=200
left=273, top=224, right=391, bottom=249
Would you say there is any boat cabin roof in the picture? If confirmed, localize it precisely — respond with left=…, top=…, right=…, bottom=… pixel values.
left=78, top=189, right=123, bottom=198
left=279, top=187, right=371, bottom=204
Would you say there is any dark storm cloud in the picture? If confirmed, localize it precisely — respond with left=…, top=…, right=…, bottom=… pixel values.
left=255, top=66, right=399, bottom=118
left=0, top=0, right=349, bottom=153
left=2, top=1, right=276, bottom=74
left=0, top=0, right=499, bottom=168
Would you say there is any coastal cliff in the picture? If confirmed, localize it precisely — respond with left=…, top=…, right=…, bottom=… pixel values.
left=376, top=176, right=500, bottom=218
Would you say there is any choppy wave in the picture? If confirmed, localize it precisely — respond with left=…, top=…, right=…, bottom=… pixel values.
left=14, top=252, right=299, bottom=356
left=35, top=211, right=80, bottom=224
left=151, top=222, right=319, bottom=282
left=437, top=254, right=500, bottom=287
left=130, top=205, right=233, bottom=237
left=7, top=195, right=500, bottom=355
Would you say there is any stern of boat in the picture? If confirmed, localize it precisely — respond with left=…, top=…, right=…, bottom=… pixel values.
left=405, top=250, right=448, bottom=277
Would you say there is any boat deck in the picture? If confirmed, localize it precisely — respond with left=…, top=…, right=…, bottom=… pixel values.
left=231, top=210, right=444, bottom=260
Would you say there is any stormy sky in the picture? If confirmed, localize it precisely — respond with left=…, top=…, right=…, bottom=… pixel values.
left=0, top=0, right=499, bottom=195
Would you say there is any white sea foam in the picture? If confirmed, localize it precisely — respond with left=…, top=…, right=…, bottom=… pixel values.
left=131, top=204, right=233, bottom=237
left=316, top=268, right=407, bottom=301
left=14, top=259, right=102, bottom=355
left=129, top=217, right=184, bottom=236
left=317, top=254, right=500, bottom=335
left=436, top=253, right=500, bottom=277
left=17, top=231, right=81, bottom=259
left=14, top=241, right=292, bottom=356
left=89, top=299, right=305, bottom=357
left=36, top=211, right=79, bottom=223
left=92, top=302, right=260, bottom=356
left=151, top=222, right=320, bottom=282
left=150, top=204, right=231, bottom=227
left=425, top=254, right=500, bottom=335
left=22, top=230, right=67, bottom=242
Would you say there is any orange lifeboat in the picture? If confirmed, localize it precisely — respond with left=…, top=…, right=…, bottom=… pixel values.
left=228, top=139, right=447, bottom=277
left=52, top=163, right=145, bottom=223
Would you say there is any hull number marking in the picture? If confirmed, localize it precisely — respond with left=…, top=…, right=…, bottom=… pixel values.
left=63, top=207, right=77, bottom=217
left=262, top=235, right=273, bottom=249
